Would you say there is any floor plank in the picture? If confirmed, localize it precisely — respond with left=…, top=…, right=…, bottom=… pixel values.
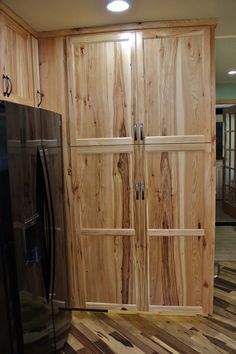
left=64, top=262, right=236, bottom=354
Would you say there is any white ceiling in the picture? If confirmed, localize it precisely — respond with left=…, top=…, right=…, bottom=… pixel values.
left=2, top=0, right=236, bottom=84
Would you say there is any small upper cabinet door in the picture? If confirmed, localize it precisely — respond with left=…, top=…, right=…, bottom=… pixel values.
left=136, top=27, right=212, bottom=144
left=0, top=14, right=34, bottom=106
left=67, top=32, right=135, bottom=146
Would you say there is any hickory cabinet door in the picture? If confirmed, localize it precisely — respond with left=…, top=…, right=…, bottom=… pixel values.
left=71, top=145, right=140, bottom=309
left=142, top=144, right=214, bottom=313
left=0, top=14, right=34, bottom=105
left=67, top=32, right=135, bottom=146
left=136, top=27, right=212, bottom=144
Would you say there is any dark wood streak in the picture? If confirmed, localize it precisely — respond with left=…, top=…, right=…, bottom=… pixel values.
left=161, top=238, right=179, bottom=305
left=159, top=152, right=179, bottom=305
left=160, top=152, right=173, bottom=229
left=70, top=325, right=103, bottom=354
left=109, top=331, right=134, bottom=347
left=64, top=263, right=236, bottom=354
left=113, top=42, right=128, bottom=138
left=125, top=314, right=200, bottom=354
left=94, top=312, right=162, bottom=354
left=203, top=334, right=236, bottom=354
left=117, top=153, right=131, bottom=303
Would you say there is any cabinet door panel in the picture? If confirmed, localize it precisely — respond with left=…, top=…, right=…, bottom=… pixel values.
left=78, top=150, right=134, bottom=229
left=144, top=144, right=213, bottom=309
left=67, top=33, right=135, bottom=146
left=82, top=235, right=136, bottom=304
left=146, top=148, right=205, bottom=230
left=149, top=236, right=203, bottom=306
left=2, top=16, right=34, bottom=105
left=137, top=28, right=211, bottom=143
left=71, top=147, right=137, bottom=306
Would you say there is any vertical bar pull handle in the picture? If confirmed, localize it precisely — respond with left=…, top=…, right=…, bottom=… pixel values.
left=134, top=123, right=138, bottom=141
left=141, top=183, right=145, bottom=200
left=135, top=183, right=140, bottom=200
left=2, top=74, right=9, bottom=96
left=6, top=76, right=12, bottom=97
left=37, top=90, right=44, bottom=107
left=140, top=123, right=144, bottom=141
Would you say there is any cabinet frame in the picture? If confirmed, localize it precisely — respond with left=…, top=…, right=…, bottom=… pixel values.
left=66, top=20, right=216, bottom=314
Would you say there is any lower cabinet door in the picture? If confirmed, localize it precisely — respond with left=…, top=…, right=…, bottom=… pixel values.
left=71, top=145, right=138, bottom=310
left=144, top=144, right=214, bottom=313
left=72, top=143, right=214, bottom=313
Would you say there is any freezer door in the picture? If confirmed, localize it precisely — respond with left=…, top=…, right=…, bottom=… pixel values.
left=40, top=109, right=71, bottom=351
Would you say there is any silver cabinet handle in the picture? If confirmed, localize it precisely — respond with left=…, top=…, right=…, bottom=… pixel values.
left=134, top=123, right=138, bottom=141
left=141, top=183, right=145, bottom=200
left=135, top=183, right=140, bottom=200
left=140, top=123, right=144, bottom=141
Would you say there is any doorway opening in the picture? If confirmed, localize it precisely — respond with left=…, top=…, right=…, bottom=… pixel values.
left=215, top=104, right=236, bottom=276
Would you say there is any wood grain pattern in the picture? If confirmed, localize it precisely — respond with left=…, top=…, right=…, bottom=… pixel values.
left=82, top=235, right=136, bottom=304
left=149, top=236, right=203, bottom=306
left=54, top=21, right=215, bottom=313
left=39, top=18, right=218, bottom=38
left=136, top=28, right=211, bottom=142
left=64, top=263, right=236, bottom=354
left=145, top=148, right=206, bottom=230
left=38, top=37, right=83, bottom=307
left=75, top=151, right=134, bottom=229
left=80, top=229, right=135, bottom=237
left=0, top=2, right=37, bottom=36
left=145, top=135, right=206, bottom=144
left=148, top=229, right=205, bottom=236
left=31, top=35, right=41, bottom=107
left=67, top=33, right=135, bottom=146
left=0, top=13, right=35, bottom=105
left=71, top=147, right=137, bottom=306
left=144, top=145, right=212, bottom=309
left=135, top=145, right=149, bottom=311
left=201, top=26, right=216, bottom=314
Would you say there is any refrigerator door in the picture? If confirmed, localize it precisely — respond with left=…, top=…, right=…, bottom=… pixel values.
left=40, top=108, right=71, bottom=352
left=0, top=102, right=24, bottom=354
left=5, top=102, right=55, bottom=354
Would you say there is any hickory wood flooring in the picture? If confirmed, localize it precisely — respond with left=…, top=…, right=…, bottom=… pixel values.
left=64, top=262, right=236, bottom=354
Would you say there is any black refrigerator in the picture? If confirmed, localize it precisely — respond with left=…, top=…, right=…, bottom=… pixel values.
left=0, top=101, right=71, bottom=354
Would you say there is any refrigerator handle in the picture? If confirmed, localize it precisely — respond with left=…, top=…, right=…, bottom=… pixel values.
left=42, top=147, right=56, bottom=302
left=36, top=146, right=52, bottom=302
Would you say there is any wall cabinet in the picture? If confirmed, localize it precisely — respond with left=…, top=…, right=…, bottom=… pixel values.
left=67, top=23, right=215, bottom=313
left=0, top=12, right=39, bottom=106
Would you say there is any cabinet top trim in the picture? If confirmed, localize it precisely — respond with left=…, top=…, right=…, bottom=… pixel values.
left=0, top=2, right=37, bottom=37
left=38, top=17, right=218, bottom=39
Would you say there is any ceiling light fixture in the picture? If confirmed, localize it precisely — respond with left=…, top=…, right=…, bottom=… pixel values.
left=106, top=0, right=130, bottom=12
left=228, top=70, right=236, bottom=75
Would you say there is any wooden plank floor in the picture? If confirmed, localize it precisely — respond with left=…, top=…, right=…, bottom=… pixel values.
left=64, top=262, right=236, bottom=354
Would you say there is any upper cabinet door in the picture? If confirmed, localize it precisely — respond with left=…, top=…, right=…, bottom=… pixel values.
left=136, top=27, right=212, bottom=144
left=67, top=32, right=135, bottom=146
left=0, top=14, right=34, bottom=106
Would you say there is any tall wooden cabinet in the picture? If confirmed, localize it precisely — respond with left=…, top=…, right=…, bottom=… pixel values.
left=66, top=20, right=216, bottom=313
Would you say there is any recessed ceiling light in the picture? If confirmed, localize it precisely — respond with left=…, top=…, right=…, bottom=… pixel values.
left=228, top=70, right=236, bottom=75
left=106, top=0, right=130, bottom=12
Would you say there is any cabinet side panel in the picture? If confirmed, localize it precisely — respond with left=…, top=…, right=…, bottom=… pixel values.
left=38, top=37, right=83, bottom=306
